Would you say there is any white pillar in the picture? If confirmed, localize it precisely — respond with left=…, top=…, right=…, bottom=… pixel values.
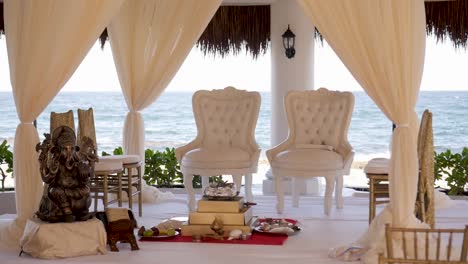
left=271, top=0, right=315, bottom=145
left=264, top=0, right=319, bottom=196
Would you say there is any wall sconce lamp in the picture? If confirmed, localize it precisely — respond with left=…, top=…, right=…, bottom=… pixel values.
left=282, top=25, right=296, bottom=59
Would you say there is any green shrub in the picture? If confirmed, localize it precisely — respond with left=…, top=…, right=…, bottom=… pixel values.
left=434, top=147, right=468, bottom=195
left=144, top=147, right=183, bottom=187
left=0, top=140, right=13, bottom=191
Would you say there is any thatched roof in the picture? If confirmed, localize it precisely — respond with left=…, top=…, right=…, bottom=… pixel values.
left=1, top=2, right=468, bottom=57
left=426, top=0, right=468, bottom=49
left=99, top=2, right=468, bottom=57
left=196, top=6, right=270, bottom=58
left=98, top=5, right=270, bottom=58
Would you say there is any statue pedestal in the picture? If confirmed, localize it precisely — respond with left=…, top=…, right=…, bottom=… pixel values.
left=20, top=217, right=107, bottom=259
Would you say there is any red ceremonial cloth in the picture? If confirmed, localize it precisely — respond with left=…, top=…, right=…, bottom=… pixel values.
left=140, top=233, right=288, bottom=246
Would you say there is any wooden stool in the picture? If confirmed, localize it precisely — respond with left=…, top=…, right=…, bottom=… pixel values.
left=364, top=158, right=389, bottom=223
left=98, top=155, right=143, bottom=217
left=121, top=155, right=143, bottom=217
left=91, top=157, right=123, bottom=211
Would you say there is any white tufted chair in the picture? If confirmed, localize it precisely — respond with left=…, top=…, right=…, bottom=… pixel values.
left=175, top=87, right=261, bottom=211
left=266, top=88, right=355, bottom=215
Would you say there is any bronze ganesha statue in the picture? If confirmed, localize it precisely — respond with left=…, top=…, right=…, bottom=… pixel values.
left=36, top=126, right=98, bottom=223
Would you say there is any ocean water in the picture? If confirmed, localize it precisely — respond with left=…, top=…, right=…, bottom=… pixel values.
left=0, top=91, right=467, bottom=161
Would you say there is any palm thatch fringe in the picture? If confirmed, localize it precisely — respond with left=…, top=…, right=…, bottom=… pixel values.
left=197, top=6, right=270, bottom=58
left=99, top=6, right=270, bottom=58
left=1, top=3, right=468, bottom=55
left=425, top=0, right=468, bottom=49
left=99, top=28, right=108, bottom=49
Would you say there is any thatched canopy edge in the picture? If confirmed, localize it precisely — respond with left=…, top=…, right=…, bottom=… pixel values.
left=425, top=0, right=468, bottom=49
left=1, top=2, right=468, bottom=57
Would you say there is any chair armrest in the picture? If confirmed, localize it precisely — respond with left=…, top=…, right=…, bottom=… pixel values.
left=175, top=138, right=201, bottom=162
left=266, top=139, right=294, bottom=163
left=336, top=144, right=354, bottom=173
left=246, top=139, right=261, bottom=161
left=342, top=151, right=355, bottom=174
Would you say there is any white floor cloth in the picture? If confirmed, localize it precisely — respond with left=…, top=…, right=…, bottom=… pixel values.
left=329, top=190, right=458, bottom=263
left=0, top=192, right=466, bottom=264
left=118, top=181, right=176, bottom=203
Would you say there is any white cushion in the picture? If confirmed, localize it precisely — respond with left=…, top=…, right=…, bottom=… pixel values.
left=95, top=157, right=122, bottom=171
left=98, top=154, right=140, bottom=164
left=20, top=218, right=106, bottom=259
left=121, top=154, right=141, bottom=164
left=273, top=148, right=344, bottom=171
left=364, top=158, right=389, bottom=174
left=98, top=155, right=120, bottom=161
left=181, top=148, right=252, bottom=169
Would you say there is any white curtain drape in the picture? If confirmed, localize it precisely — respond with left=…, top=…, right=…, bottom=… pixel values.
left=299, top=0, right=426, bottom=262
left=108, top=0, right=221, bottom=160
left=0, top=0, right=124, bottom=246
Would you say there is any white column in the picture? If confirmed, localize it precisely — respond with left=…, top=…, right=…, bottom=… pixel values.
left=271, top=0, right=315, bottom=145
left=264, top=0, right=318, bottom=195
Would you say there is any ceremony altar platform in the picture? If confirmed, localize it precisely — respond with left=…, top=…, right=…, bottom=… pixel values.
left=1, top=193, right=467, bottom=264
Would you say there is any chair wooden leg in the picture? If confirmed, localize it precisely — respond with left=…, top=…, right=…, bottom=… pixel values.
left=335, top=174, right=344, bottom=209
left=369, top=177, right=375, bottom=224
left=184, top=173, right=196, bottom=212
left=324, top=176, right=334, bottom=215
left=275, top=173, right=284, bottom=214
left=94, top=190, right=98, bottom=212
left=127, top=168, right=133, bottom=210
left=245, top=173, right=253, bottom=203
left=292, top=178, right=301, bottom=208
left=137, top=166, right=142, bottom=217
left=103, top=175, right=108, bottom=210
left=117, top=171, right=122, bottom=207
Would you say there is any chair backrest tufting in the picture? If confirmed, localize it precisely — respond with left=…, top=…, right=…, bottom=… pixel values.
left=192, top=87, right=261, bottom=149
left=285, top=88, right=354, bottom=151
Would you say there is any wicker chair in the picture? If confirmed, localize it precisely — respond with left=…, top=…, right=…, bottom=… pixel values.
left=366, top=110, right=435, bottom=227
left=379, top=224, right=468, bottom=264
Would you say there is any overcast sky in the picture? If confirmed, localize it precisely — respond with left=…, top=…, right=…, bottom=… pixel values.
left=0, top=35, right=467, bottom=92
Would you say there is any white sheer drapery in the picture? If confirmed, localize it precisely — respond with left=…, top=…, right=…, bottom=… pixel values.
left=299, top=0, right=426, bottom=262
left=108, top=0, right=221, bottom=160
left=0, top=0, right=124, bottom=246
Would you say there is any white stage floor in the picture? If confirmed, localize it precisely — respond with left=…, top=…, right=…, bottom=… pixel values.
left=1, top=194, right=467, bottom=264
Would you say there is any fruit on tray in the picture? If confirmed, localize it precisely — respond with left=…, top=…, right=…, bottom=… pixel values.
left=138, top=225, right=178, bottom=237
left=143, top=230, right=154, bottom=237
left=166, top=228, right=176, bottom=236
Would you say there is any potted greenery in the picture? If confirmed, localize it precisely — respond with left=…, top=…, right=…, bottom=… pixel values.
left=434, top=147, right=468, bottom=198
left=0, top=139, right=16, bottom=213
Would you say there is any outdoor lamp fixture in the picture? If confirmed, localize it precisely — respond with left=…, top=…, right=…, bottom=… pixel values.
left=282, top=25, right=296, bottom=59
